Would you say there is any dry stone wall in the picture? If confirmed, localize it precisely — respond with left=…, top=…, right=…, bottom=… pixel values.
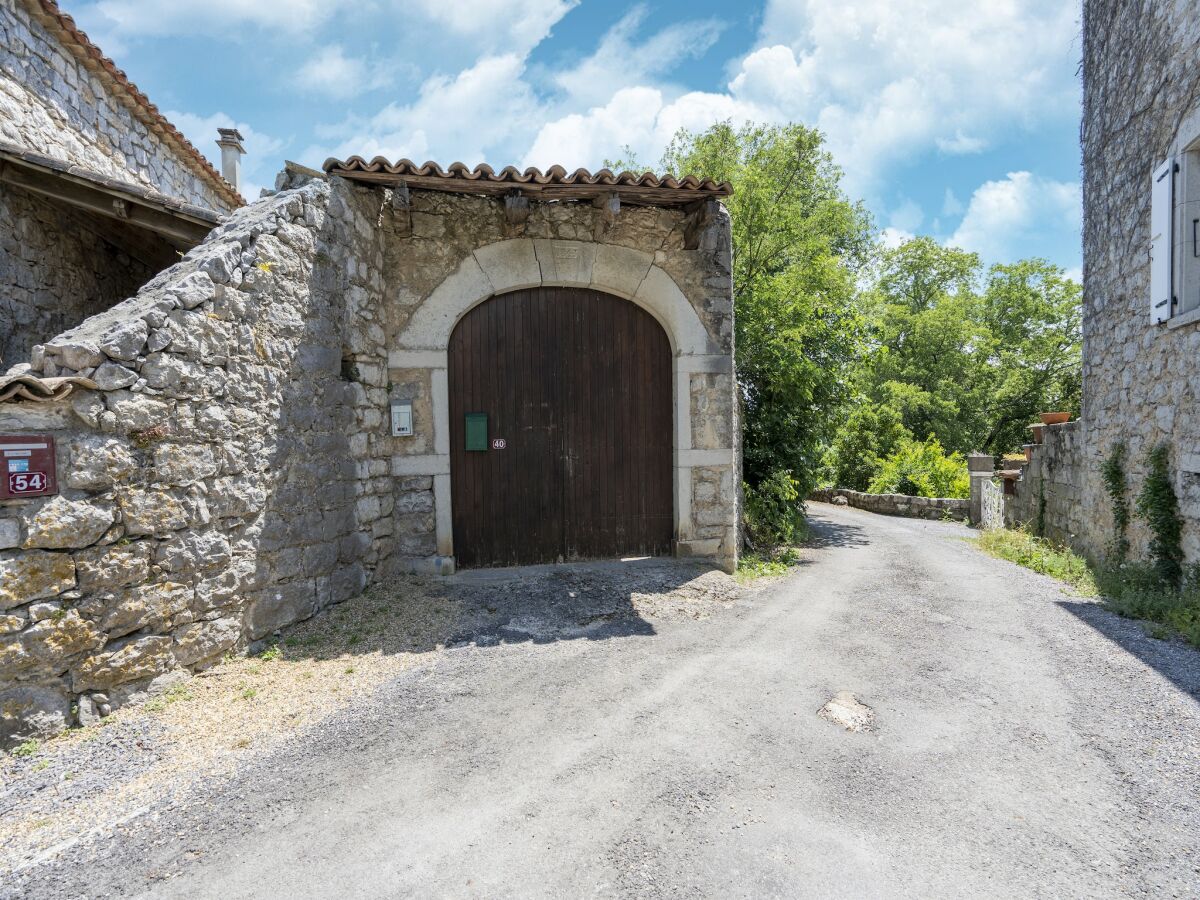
left=1001, top=423, right=1085, bottom=546
left=0, top=0, right=233, bottom=211
left=1081, top=0, right=1200, bottom=563
left=809, top=488, right=969, bottom=522
left=0, top=173, right=389, bottom=747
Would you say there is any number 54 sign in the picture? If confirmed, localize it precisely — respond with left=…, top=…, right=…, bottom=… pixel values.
left=0, top=435, right=57, bottom=499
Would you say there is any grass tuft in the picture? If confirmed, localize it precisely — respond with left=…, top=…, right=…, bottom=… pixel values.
left=736, top=547, right=802, bottom=582
left=975, top=528, right=1096, bottom=596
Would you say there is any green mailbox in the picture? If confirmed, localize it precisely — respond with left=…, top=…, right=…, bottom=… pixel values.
left=465, top=413, right=488, bottom=451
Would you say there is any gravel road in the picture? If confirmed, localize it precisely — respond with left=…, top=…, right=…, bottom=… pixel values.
left=9, top=503, right=1200, bottom=898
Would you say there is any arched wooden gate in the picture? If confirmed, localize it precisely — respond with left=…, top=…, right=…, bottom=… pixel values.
left=448, top=287, right=673, bottom=567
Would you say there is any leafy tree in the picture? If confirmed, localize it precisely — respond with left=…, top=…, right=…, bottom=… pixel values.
left=821, top=402, right=910, bottom=491
left=660, top=122, right=872, bottom=493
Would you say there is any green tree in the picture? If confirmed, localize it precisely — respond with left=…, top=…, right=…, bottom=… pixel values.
left=867, top=437, right=970, bottom=499
left=660, top=122, right=873, bottom=493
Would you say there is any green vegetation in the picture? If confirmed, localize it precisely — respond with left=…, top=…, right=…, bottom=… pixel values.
left=866, top=437, right=969, bottom=499
left=1101, top=442, right=1130, bottom=561
left=12, top=739, right=40, bottom=758
left=975, top=528, right=1096, bottom=596
left=976, top=528, right=1200, bottom=649
left=744, top=470, right=807, bottom=548
left=1136, top=444, right=1184, bottom=586
left=736, top=548, right=802, bottom=581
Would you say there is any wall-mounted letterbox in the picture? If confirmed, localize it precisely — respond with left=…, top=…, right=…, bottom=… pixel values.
left=391, top=399, right=413, bottom=437
left=0, top=435, right=57, bottom=500
left=465, top=413, right=488, bottom=451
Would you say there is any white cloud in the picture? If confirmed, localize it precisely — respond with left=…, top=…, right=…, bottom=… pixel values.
left=880, top=226, right=916, bottom=249
left=941, top=188, right=964, bottom=217
left=408, top=0, right=579, bottom=55
left=296, top=45, right=390, bottom=99
left=888, top=198, right=924, bottom=234
left=948, top=171, right=1080, bottom=262
left=166, top=110, right=286, bottom=200
left=551, top=8, right=724, bottom=108
left=316, top=54, right=539, bottom=166
left=86, top=0, right=338, bottom=37
left=936, top=130, right=986, bottom=155
left=518, top=0, right=1078, bottom=196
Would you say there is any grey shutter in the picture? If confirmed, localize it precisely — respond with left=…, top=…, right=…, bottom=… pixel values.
left=1150, top=158, right=1174, bottom=323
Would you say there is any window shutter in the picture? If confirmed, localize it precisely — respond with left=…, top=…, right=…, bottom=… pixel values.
left=1150, top=158, right=1174, bottom=323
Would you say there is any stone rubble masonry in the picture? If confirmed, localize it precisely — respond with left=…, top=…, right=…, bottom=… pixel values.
left=809, top=488, right=970, bottom=522
left=0, top=0, right=233, bottom=211
left=0, top=173, right=377, bottom=748
left=1078, top=0, right=1200, bottom=564
left=1000, top=423, right=1085, bottom=545
left=0, top=168, right=738, bottom=747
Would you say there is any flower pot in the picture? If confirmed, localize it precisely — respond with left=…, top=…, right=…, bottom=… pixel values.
left=1039, top=412, right=1070, bottom=425
left=1023, top=443, right=1035, bottom=461
left=1027, top=423, right=1045, bottom=443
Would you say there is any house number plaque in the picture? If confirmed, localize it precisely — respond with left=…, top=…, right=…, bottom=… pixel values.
left=0, top=435, right=58, bottom=499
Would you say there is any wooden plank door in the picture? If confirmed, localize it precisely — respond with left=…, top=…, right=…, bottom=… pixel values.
left=448, top=287, right=673, bottom=567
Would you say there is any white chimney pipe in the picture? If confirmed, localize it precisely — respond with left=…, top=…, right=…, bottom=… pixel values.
left=215, top=127, right=245, bottom=194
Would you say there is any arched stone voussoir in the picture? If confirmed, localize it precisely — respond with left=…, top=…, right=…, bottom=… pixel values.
left=397, top=238, right=717, bottom=356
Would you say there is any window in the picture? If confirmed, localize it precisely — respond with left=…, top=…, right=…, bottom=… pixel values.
left=1152, top=134, right=1200, bottom=324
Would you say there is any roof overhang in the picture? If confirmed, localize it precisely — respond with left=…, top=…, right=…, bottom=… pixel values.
left=323, top=158, right=732, bottom=208
left=0, top=141, right=221, bottom=247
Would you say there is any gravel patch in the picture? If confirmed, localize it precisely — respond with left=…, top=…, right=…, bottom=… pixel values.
left=0, top=559, right=739, bottom=880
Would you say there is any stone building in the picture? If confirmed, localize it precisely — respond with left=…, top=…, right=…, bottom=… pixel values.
left=996, top=2, right=1200, bottom=562
left=0, top=159, right=737, bottom=745
left=0, top=0, right=243, bottom=368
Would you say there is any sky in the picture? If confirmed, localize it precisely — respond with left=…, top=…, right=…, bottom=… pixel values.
left=72, top=0, right=1084, bottom=276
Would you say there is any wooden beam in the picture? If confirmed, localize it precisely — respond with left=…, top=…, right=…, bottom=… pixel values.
left=0, top=159, right=214, bottom=245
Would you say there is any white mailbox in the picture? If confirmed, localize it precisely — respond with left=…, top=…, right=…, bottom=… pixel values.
left=391, top=399, right=413, bottom=437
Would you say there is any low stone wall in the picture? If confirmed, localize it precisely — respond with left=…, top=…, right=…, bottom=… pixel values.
left=1001, top=422, right=1086, bottom=548
left=0, top=172, right=386, bottom=747
left=810, top=488, right=969, bottom=522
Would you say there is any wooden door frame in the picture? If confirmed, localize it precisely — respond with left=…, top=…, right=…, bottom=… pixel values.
left=388, top=238, right=738, bottom=570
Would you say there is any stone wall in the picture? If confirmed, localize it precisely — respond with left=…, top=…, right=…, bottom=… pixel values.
left=0, top=183, right=171, bottom=366
left=1000, top=423, right=1086, bottom=546
left=0, top=0, right=233, bottom=211
left=0, top=171, right=738, bottom=746
left=1081, top=0, right=1200, bottom=564
left=378, top=190, right=739, bottom=571
left=0, top=173, right=385, bottom=747
left=809, top=488, right=969, bottom=522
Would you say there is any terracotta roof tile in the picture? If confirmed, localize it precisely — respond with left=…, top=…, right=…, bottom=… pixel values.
left=324, top=157, right=732, bottom=203
left=0, top=373, right=96, bottom=404
left=26, top=0, right=244, bottom=210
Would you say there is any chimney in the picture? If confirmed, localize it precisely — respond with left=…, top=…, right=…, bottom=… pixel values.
left=215, top=127, right=245, bottom=194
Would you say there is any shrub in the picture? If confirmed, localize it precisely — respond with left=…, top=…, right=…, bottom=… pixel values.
left=1097, top=562, right=1200, bottom=648
left=867, top=437, right=969, bottom=499
left=744, top=470, right=806, bottom=548
left=976, top=528, right=1097, bottom=596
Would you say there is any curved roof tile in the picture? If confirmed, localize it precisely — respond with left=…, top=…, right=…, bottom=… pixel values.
left=322, top=157, right=732, bottom=196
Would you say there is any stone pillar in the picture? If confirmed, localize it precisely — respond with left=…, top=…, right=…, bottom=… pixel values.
left=968, top=452, right=994, bottom=526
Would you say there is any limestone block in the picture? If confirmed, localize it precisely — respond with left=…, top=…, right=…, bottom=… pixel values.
left=0, top=519, right=19, bottom=550
left=207, top=477, right=266, bottom=518
left=98, top=319, right=148, bottom=361
left=155, top=530, right=231, bottom=575
left=139, top=353, right=211, bottom=398
left=590, top=243, right=652, bottom=299
left=166, top=271, right=215, bottom=309
left=474, top=239, right=542, bottom=294
left=15, top=608, right=103, bottom=670
left=105, top=390, right=172, bottom=430
left=0, top=683, right=71, bottom=749
left=153, top=443, right=217, bottom=485
left=21, top=497, right=115, bottom=550
left=91, top=361, right=138, bottom=390
left=75, top=541, right=152, bottom=593
left=72, top=634, right=175, bottom=692
left=246, top=580, right=317, bottom=640
left=82, top=581, right=192, bottom=639
left=63, top=434, right=139, bottom=490
left=173, top=617, right=240, bottom=667
left=119, top=487, right=191, bottom=536
left=0, top=550, right=75, bottom=609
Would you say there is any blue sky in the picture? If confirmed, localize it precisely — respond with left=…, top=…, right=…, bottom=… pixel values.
left=73, top=0, right=1083, bottom=275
